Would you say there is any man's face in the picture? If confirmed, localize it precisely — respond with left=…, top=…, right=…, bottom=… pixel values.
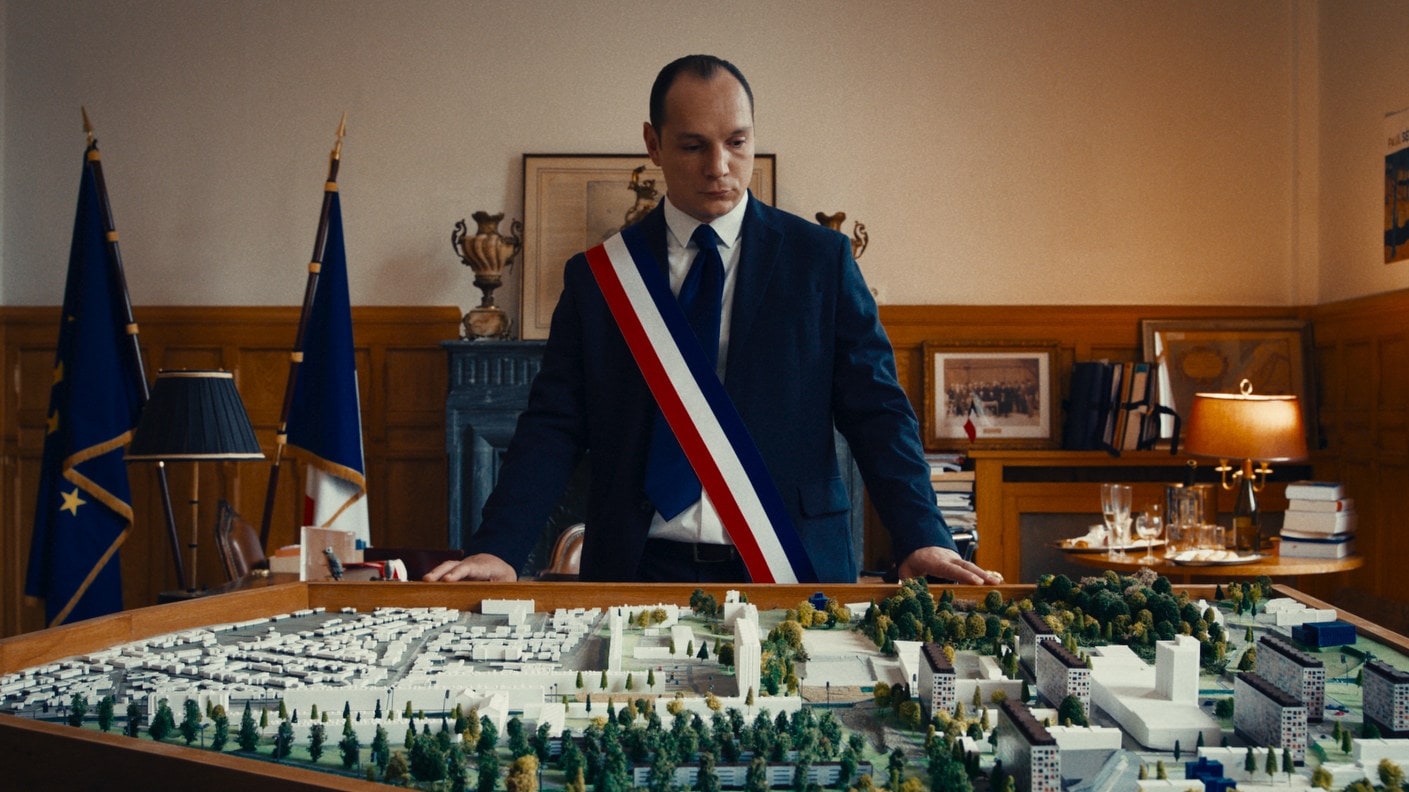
left=643, top=72, right=755, bottom=223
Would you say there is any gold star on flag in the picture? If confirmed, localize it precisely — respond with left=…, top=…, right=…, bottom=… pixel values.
left=47, top=410, right=60, bottom=435
left=52, top=361, right=64, bottom=385
left=60, top=488, right=86, bottom=516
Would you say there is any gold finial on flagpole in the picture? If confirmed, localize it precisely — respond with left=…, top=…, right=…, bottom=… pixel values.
left=82, top=107, right=94, bottom=146
left=331, top=112, right=347, bottom=163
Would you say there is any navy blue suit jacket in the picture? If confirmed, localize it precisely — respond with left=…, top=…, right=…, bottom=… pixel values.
left=469, top=197, right=954, bottom=581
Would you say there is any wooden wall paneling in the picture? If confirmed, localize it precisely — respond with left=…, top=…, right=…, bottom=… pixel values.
left=1, top=306, right=460, bottom=638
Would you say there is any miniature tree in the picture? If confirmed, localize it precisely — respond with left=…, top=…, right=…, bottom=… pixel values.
left=626, top=672, right=634, bottom=691
left=1244, top=746, right=1257, bottom=774
left=404, top=700, right=414, bottom=719
left=1381, top=758, right=1407, bottom=791
left=67, top=693, right=88, bottom=728
left=273, top=719, right=294, bottom=760
left=375, top=699, right=383, bottom=719
left=339, top=720, right=361, bottom=769
left=238, top=703, right=260, bottom=751
left=1214, top=697, right=1235, bottom=719
left=1282, top=747, right=1293, bottom=783
left=1263, top=743, right=1277, bottom=781
left=1238, top=644, right=1258, bottom=672
left=125, top=701, right=143, bottom=738
left=308, top=722, right=327, bottom=763
left=1172, top=739, right=1181, bottom=761
left=180, top=699, right=203, bottom=745
left=1138, top=763, right=1147, bottom=780
left=260, top=706, right=269, bottom=733
left=600, top=670, right=609, bottom=690
left=1342, top=727, right=1354, bottom=754
left=150, top=699, right=175, bottom=742
left=1057, top=695, right=1087, bottom=727
left=1156, top=760, right=1167, bottom=780
left=385, top=751, right=410, bottom=785
left=697, top=642, right=710, bottom=660
left=373, top=724, right=391, bottom=772
left=95, top=695, right=114, bottom=732
left=211, top=705, right=229, bottom=752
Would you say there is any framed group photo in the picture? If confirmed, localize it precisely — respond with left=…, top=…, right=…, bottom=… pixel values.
left=519, top=153, right=777, bottom=340
left=922, top=341, right=1059, bottom=450
left=1140, top=318, right=1317, bottom=447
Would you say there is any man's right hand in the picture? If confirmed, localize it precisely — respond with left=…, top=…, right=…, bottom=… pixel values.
left=422, top=553, right=518, bottom=582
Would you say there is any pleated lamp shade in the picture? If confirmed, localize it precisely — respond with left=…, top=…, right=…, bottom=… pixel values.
left=1183, top=390, right=1308, bottom=463
left=127, top=370, right=265, bottom=461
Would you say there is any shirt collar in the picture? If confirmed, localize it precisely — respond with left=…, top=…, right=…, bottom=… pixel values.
left=663, top=191, right=749, bottom=251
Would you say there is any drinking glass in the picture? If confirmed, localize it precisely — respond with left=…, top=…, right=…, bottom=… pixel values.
left=1136, top=508, right=1163, bottom=565
left=1101, top=483, right=1133, bottom=561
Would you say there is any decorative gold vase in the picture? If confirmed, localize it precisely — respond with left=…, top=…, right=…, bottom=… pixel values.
left=452, top=211, right=522, bottom=340
left=816, top=211, right=869, bottom=260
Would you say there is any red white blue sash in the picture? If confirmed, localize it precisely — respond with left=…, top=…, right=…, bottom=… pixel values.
left=584, top=223, right=816, bottom=584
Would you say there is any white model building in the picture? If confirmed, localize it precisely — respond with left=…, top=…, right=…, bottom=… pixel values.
left=1018, top=609, right=1058, bottom=674
left=996, top=698, right=1062, bottom=792
left=734, top=616, right=761, bottom=700
left=917, top=642, right=956, bottom=720
left=1086, top=637, right=1221, bottom=750
left=1363, top=659, right=1409, bottom=737
left=1256, top=634, right=1326, bottom=721
left=1035, top=639, right=1090, bottom=717
left=1259, top=597, right=1337, bottom=628
left=1233, top=671, right=1307, bottom=763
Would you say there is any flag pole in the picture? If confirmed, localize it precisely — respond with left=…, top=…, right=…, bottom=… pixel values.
left=81, top=108, right=187, bottom=590
left=259, top=114, right=345, bottom=549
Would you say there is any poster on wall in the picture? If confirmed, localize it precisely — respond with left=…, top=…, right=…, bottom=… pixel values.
left=1386, top=106, right=1409, bottom=264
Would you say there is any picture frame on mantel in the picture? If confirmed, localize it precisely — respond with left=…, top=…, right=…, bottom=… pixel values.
left=519, top=153, right=777, bottom=340
left=922, top=340, right=1059, bottom=451
left=1141, top=317, right=1318, bottom=448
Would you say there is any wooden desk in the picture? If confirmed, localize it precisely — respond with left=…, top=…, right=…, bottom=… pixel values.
left=1064, top=547, right=1363, bottom=585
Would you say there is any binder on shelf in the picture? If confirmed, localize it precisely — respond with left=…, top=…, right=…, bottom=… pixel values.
left=1062, top=360, right=1111, bottom=451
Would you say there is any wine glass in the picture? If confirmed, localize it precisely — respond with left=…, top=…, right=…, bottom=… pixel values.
left=1136, top=507, right=1163, bottom=565
left=1101, top=484, right=1133, bottom=561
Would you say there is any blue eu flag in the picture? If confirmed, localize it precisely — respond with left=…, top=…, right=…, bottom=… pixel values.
left=24, top=145, right=143, bottom=626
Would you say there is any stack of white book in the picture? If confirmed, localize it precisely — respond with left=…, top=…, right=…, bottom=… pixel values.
left=1279, top=481, right=1356, bottom=558
left=932, top=469, right=976, bottom=536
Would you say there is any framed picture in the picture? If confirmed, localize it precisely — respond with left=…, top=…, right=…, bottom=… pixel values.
left=1141, top=318, right=1317, bottom=446
left=519, top=153, right=777, bottom=340
left=922, top=341, right=1059, bottom=450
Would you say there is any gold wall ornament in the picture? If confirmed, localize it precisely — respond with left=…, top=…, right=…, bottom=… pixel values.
left=452, top=211, right=523, bottom=340
left=623, top=165, right=660, bottom=230
left=815, top=211, right=869, bottom=260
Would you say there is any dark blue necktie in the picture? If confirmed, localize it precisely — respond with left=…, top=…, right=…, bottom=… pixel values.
left=644, top=224, right=724, bottom=520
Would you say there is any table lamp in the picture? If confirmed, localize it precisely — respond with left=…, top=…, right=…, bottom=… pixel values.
left=126, top=370, right=264, bottom=593
left=1183, top=378, right=1308, bottom=552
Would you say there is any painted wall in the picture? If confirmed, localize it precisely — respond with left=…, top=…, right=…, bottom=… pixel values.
left=1, top=1, right=1324, bottom=318
left=1317, top=0, right=1409, bottom=304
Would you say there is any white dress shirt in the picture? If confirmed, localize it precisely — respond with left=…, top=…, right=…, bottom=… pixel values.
left=646, top=194, right=748, bottom=545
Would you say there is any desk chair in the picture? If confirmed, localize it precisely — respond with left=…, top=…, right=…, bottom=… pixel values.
left=213, top=499, right=267, bottom=581
left=538, top=523, right=586, bottom=580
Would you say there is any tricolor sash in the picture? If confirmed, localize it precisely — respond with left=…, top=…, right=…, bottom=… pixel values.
left=584, top=223, right=817, bottom=584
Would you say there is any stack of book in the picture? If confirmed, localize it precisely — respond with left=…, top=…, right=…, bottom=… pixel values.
left=1279, top=481, right=1357, bottom=558
left=925, top=453, right=974, bottom=535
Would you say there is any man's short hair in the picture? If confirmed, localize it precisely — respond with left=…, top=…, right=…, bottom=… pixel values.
left=649, top=54, right=754, bottom=131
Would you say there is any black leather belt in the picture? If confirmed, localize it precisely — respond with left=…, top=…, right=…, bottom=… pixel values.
left=644, top=538, right=739, bottom=563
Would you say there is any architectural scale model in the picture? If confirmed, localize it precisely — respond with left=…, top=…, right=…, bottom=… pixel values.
left=4, top=575, right=1409, bottom=791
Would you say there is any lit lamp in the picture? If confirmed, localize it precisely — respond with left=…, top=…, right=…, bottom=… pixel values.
left=126, top=370, right=264, bottom=594
left=1183, top=378, right=1308, bottom=552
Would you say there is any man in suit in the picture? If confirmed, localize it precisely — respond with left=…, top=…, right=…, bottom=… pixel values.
left=426, top=55, right=1001, bottom=585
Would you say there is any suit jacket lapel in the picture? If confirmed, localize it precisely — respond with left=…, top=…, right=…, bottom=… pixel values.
left=725, top=195, right=782, bottom=388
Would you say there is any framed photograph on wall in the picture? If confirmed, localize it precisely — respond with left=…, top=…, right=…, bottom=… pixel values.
left=519, top=153, right=777, bottom=340
left=1140, top=318, right=1317, bottom=447
left=922, top=340, right=1059, bottom=450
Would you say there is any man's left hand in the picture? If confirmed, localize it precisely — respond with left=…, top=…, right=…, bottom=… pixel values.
left=897, top=546, right=1004, bottom=585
